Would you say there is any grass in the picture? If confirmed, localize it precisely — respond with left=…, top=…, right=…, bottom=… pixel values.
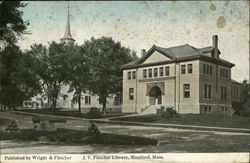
left=18, top=109, right=132, bottom=119
left=0, top=118, right=14, bottom=127
left=0, top=128, right=158, bottom=146
left=111, top=114, right=250, bottom=129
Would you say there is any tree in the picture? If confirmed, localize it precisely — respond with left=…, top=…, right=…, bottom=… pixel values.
left=0, top=1, right=29, bottom=48
left=63, top=45, right=91, bottom=113
left=239, top=80, right=250, bottom=116
left=232, top=80, right=250, bottom=117
left=0, top=45, right=40, bottom=110
left=0, top=1, right=32, bottom=110
left=28, top=42, right=69, bottom=109
left=84, top=37, right=138, bottom=112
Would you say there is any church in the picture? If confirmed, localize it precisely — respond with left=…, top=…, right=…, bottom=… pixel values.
left=23, top=6, right=121, bottom=111
left=121, top=35, right=240, bottom=114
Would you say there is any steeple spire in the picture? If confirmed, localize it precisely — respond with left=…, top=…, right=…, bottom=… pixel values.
left=61, top=2, right=75, bottom=45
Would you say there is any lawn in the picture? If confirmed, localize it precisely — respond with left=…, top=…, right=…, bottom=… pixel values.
left=111, top=114, right=250, bottom=129
left=18, top=109, right=131, bottom=119
left=0, top=128, right=157, bottom=146
left=0, top=118, right=14, bottom=127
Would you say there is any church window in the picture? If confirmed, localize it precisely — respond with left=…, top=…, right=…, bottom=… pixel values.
left=159, top=67, right=164, bottom=77
left=154, top=68, right=158, bottom=77
left=181, top=65, right=186, bottom=74
left=129, top=88, right=134, bottom=100
left=183, top=84, right=190, bottom=98
left=113, top=96, right=121, bottom=105
left=85, top=96, right=91, bottom=105
left=188, top=64, right=192, bottom=74
left=143, top=69, right=147, bottom=78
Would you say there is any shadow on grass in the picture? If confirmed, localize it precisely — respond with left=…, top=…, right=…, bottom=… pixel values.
left=111, top=114, right=250, bottom=129
left=0, top=128, right=158, bottom=146
left=17, top=109, right=132, bottom=119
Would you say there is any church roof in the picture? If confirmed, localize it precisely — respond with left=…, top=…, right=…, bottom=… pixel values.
left=121, top=44, right=234, bottom=69
left=61, top=5, right=75, bottom=42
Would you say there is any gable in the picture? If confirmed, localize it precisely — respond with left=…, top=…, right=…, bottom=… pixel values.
left=142, top=51, right=173, bottom=64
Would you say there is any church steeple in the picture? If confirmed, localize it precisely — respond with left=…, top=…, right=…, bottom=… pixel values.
left=61, top=3, right=75, bottom=45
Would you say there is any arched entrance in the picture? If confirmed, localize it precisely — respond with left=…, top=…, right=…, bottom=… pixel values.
left=149, top=86, right=162, bottom=105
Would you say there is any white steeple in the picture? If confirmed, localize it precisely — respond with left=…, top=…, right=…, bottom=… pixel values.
left=60, top=3, right=75, bottom=45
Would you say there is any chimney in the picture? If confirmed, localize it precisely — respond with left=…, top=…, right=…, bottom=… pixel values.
left=141, top=49, right=146, bottom=57
left=212, top=35, right=219, bottom=59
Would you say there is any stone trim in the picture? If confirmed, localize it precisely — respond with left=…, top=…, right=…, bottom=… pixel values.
left=146, top=82, right=165, bottom=96
left=139, top=76, right=175, bottom=83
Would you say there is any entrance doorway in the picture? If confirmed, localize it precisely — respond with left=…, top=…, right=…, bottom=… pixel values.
left=149, top=86, right=162, bottom=105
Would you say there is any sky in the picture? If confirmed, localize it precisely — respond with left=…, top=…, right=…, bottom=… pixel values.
left=18, top=1, right=249, bottom=82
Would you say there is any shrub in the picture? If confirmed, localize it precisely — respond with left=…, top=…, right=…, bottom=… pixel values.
left=86, top=107, right=102, bottom=118
left=158, top=107, right=179, bottom=118
left=232, top=101, right=242, bottom=115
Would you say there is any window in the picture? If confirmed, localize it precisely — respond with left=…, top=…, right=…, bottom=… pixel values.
left=210, top=65, right=213, bottom=75
left=225, top=107, right=227, bottom=112
left=113, top=97, right=121, bottom=105
left=204, top=84, right=207, bottom=99
left=205, top=106, right=207, bottom=112
left=203, top=64, right=206, bottom=74
left=204, top=84, right=211, bottom=99
left=220, top=68, right=222, bottom=78
left=85, top=96, right=91, bottom=105
left=208, top=85, right=211, bottom=99
left=224, top=87, right=227, bottom=100
left=62, top=95, right=68, bottom=101
left=165, top=66, right=170, bottom=76
left=183, top=84, right=190, bottom=98
left=225, top=70, right=228, bottom=78
left=236, top=86, right=238, bottom=99
left=154, top=68, right=158, bottom=77
left=206, top=64, right=209, bottom=75
left=188, top=64, right=192, bottom=74
left=148, top=69, right=152, bottom=78
left=132, top=71, right=136, bottom=79
left=128, top=72, right=131, bottom=80
left=222, top=69, right=225, bottom=78
left=181, top=65, right=186, bottom=74
left=143, top=69, right=147, bottom=78
left=129, top=88, right=134, bottom=100
left=208, top=106, right=211, bottom=112
left=159, top=67, right=164, bottom=77
left=221, top=106, right=224, bottom=112
left=221, top=87, right=224, bottom=100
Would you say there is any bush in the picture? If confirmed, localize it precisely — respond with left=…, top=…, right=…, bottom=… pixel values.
left=86, top=107, right=102, bottom=118
left=232, top=101, right=242, bottom=115
left=158, top=107, right=179, bottom=118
